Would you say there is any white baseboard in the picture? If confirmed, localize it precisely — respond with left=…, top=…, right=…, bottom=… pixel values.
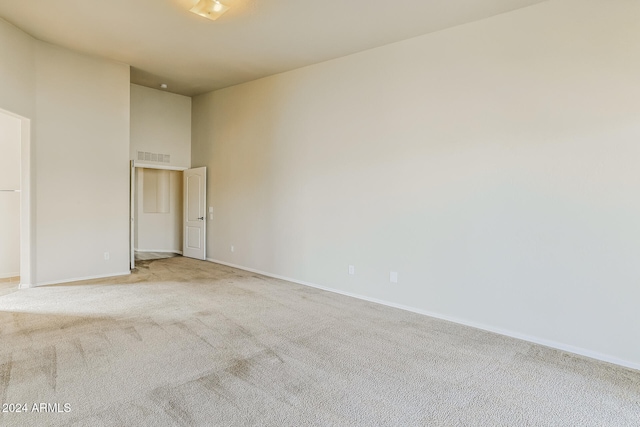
left=135, top=249, right=183, bottom=254
left=0, top=272, right=20, bottom=279
left=29, top=271, right=131, bottom=288
left=206, top=258, right=640, bottom=372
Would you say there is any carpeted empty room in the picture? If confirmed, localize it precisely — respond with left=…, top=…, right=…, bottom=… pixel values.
left=3, top=1, right=640, bottom=425
left=0, top=257, right=638, bottom=426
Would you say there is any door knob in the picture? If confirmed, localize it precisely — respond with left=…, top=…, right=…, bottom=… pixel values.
left=198, top=216, right=205, bottom=220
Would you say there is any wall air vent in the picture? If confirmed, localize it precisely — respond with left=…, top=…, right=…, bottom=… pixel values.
left=137, top=151, right=170, bottom=164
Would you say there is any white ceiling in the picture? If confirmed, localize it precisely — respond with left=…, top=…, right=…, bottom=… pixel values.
left=0, top=0, right=545, bottom=96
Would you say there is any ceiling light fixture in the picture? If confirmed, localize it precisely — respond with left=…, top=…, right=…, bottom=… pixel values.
left=190, top=0, right=230, bottom=21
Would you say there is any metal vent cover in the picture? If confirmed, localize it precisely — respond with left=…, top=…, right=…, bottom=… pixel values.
left=137, top=151, right=170, bottom=163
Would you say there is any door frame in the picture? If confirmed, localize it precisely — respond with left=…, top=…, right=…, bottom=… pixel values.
left=0, top=107, right=33, bottom=288
left=130, top=160, right=188, bottom=270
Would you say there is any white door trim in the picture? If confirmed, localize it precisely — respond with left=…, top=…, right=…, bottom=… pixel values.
left=130, top=161, right=135, bottom=270
left=132, top=161, right=188, bottom=171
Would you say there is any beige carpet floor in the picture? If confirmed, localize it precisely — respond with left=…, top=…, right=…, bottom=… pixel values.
left=0, top=257, right=638, bottom=426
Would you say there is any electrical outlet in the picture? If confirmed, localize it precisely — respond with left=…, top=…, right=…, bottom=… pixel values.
left=390, top=271, right=398, bottom=283
left=348, top=265, right=355, bottom=275
left=231, top=245, right=235, bottom=252
left=104, top=252, right=110, bottom=261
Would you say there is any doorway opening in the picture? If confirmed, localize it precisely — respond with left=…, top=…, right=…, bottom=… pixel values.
left=0, top=107, right=32, bottom=287
left=131, top=163, right=185, bottom=268
left=130, top=162, right=207, bottom=270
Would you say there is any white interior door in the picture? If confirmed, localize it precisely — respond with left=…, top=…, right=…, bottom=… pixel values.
left=183, top=167, right=207, bottom=260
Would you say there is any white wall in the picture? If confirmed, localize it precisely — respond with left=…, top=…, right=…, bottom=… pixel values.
left=130, top=84, right=191, bottom=168
left=35, top=42, right=130, bottom=284
left=0, top=18, right=35, bottom=119
left=2, top=18, right=131, bottom=286
left=192, top=0, right=640, bottom=368
left=0, top=112, right=21, bottom=278
left=135, top=168, right=183, bottom=253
